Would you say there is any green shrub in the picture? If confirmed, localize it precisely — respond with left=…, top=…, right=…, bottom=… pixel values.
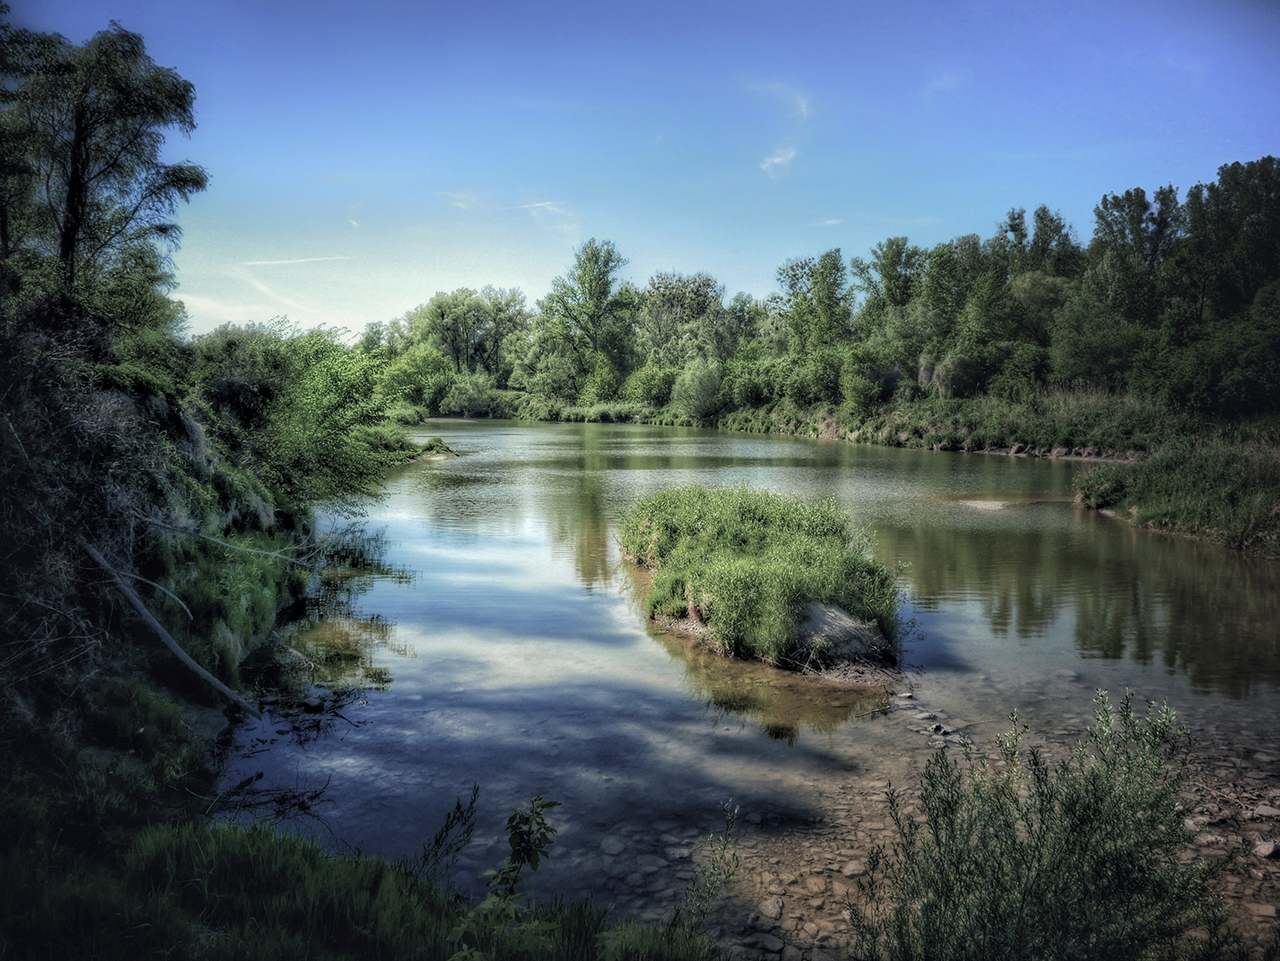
left=671, top=360, right=723, bottom=421
left=622, top=364, right=679, bottom=407
left=441, top=370, right=500, bottom=417
left=849, top=692, right=1233, bottom=961
left=620, top=486, right=898, bottom=663
left=577, top=361, right=621, bottom=406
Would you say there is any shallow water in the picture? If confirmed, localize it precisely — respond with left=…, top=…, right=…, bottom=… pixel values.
left=223, top=421, right=1280, bottom=917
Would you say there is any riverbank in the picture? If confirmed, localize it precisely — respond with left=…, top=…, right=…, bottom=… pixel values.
left=475, top=389, right=1280, bottom=560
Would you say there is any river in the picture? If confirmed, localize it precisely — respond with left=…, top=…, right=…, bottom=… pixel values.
left=221, top=421, right=1280, bottom=951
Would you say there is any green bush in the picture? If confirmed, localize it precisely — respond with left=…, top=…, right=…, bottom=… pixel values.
left=441, top=370, right=500, bottom=417
left=849, top=692, right=1235, bottom=961
left=622, top=364, right=679, bottom=407
left=671, top=360, right=723, bottom=421
left=620, top=486, right=898, bottom=663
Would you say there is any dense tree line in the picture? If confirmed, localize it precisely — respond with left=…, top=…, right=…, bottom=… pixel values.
left=368, top=159, right=1279, bottom=426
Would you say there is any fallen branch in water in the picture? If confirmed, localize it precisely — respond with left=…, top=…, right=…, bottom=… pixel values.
left=79, top=537, right=263, bottom=719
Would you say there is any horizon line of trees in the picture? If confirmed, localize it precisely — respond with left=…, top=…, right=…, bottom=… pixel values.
left=354, top=155, right=1279, bottom=423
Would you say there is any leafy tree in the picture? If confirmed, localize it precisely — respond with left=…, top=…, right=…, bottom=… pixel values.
left=779, top=249, right=852, bottom=353
left=539, top=238, right=634, bottom=368
left=1177, top=156, right=1280, bottom=326
left=670, top=358, right=722, bottom=421
left=636, top=271, right=729, bottom=367
left=477, top=285, right=529, bottom=387
left=375, top=341, right=453, bottom=413
left=407, top=288, right=489, bottom=374
left=3, top=21, right=207, bottom=290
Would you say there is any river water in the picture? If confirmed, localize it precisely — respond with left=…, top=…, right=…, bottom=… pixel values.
left=222, top=421, right=1280, bottom=942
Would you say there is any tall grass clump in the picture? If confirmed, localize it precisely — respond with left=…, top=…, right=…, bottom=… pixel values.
left=1076, top=436, right=1280, bottom=558
left=848, top=691, right=1248, bottom=961
left=619, top=486, right=898, bottom=664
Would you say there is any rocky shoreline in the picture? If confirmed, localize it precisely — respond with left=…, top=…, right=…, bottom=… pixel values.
left=568, top=692, right=1279, bottom=961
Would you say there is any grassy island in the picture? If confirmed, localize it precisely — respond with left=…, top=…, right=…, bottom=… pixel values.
left=620, top=486, right=899, bottom=666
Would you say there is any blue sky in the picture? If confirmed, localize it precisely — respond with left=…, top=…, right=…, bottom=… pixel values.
left=15, top=0, right=1280, bottom=336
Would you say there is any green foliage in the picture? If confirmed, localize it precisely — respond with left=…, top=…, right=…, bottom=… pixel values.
left=539, top=238, right=635, bottom=371
left=622, top=363, right=679, bottom=407
left=854, top=390, right=1195, bottom=456
left=779, top=249, right=853, bottom=353
left=1075, top=436, right=1280, bottom=557
left=378, top=342, right=455, bottom=413
left=192, top=323, right=406, bottom=514
left=620, top=486, right=898, bottom=663
left=670, top=359, right=722, bottom=421
left=987, top=342, right=1049, bottom=402
left=442, top=369, right=501, bottom=417
left=849, top=692, right=1231, bottom=961
left=577, top=355, right=622, bottom=406
left=2, top=21, right=208, bottom=291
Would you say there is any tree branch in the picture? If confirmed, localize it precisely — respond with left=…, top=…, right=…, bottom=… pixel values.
left=79, top=537, right=262, bottom=719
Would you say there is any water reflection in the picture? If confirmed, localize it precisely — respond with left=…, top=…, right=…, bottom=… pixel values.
left=654, top=630, right=893, bottom=745
left=872, top=504, right=1280, bottom=697
left=285, top=524, right=417, bottom=691
left=226, top=421, right=1280, bottom=908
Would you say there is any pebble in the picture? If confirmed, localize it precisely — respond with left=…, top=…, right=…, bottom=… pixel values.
left=840, top=860, right=866, bottom=877
left=1252, top=840, right=1278, bottom=859
left=601, top=837, right=626, bottom=855
left=1255, top=805, right=1280, bottom=819
left=758, top=898, right=783, bottom=920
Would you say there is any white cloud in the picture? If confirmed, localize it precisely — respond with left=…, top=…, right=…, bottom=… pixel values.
left=513, top=201, right=569, bottom=217
left=239, top=256, right=352, bottom=266
left=750, top=81, right=811, bottom=119
left=761, top=144, right=797, bottom=175
left=823, top=219, right=841, bottom=226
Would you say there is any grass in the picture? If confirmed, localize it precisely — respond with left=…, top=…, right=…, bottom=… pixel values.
left=1076, top=435, right=1280, bottom=559
left=848, top=691, right=1278, bottom=961
left=619, top=486, right=899, bottom=664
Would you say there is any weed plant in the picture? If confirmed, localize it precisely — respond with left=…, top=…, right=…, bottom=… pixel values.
left=620, top=486, right=898, bottom=663
left=848, top=691, right=1266, bottom=961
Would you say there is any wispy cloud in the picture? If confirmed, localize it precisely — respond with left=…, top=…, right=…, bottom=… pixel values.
left=239, top=256, right=352, bottom=266
left=511, top=201, right=568, bottom=217
left=921, top=73, right=965, bottom=103
left=223, top=265, right=341, bottom=326
left=440, top=191, right=479, bottom=210
left=750, top=81, right=811, bottom=119
left=174, top=294, right=269, bottom=325
left=761, top=144, right=797, bottom=175
left=823, top=219, right=841, bottom=226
